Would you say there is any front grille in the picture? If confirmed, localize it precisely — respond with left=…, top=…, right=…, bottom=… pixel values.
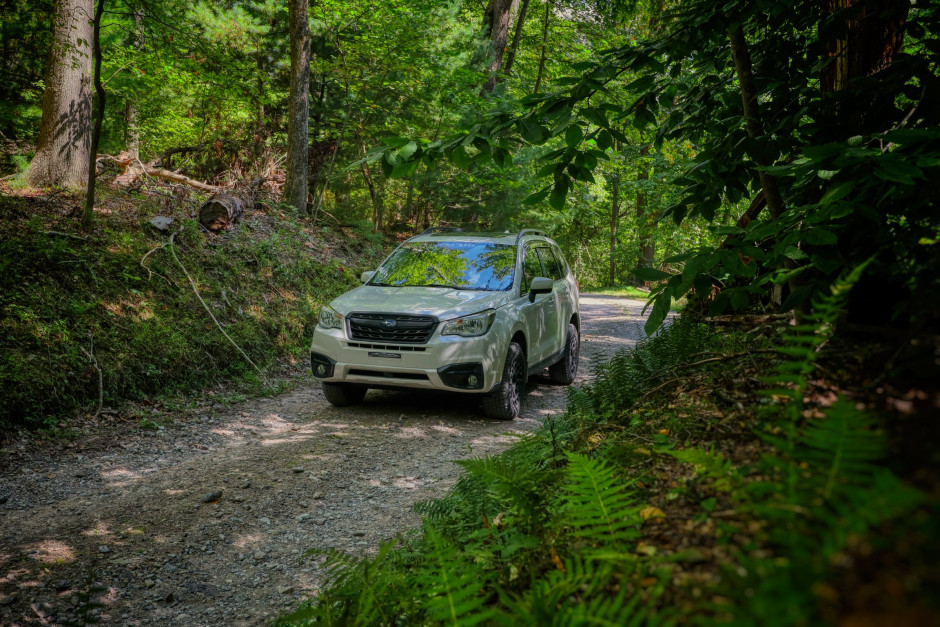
left=348, top=369, right=430, bottom=381
left=347, top=342, right=427, bottom=352
left=347, top=313, right=437, bottom=344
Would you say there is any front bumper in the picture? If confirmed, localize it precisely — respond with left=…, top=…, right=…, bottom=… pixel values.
left=310, top=325, right=502, bottom=393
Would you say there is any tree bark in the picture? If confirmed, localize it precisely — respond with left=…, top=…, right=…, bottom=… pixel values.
left=636, top=145, right=655, bottom=271
left=26, top=0, right=94, bottom=188
left=200, top=194, right=245, bottom=232
left=727, top=24, right=786, bottom=220
left=82, top=0, right=105, bottom=227
left=481, top=0, right=515, bottom=94
left=503, top=0, right=530, bottom=77
left=608, top=172, right=619, bottom=287
left=283, top=0, right=310, bottom=215
left=125, top=5, right=144, bottom=161
left=533, top=0, right=552, bottom=93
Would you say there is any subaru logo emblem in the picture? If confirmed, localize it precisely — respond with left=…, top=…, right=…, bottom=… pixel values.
left=382, top=319, right=398, bottom=329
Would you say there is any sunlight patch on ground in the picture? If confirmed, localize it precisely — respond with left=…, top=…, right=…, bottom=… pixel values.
left=82, top=521, right=111, bottom=538
left=394, top=426, right=428, bottom=439
left=101, top=467, right=140, bottom=487
left=25, top=540, right=75, bottom=564
left=428, top=424, right=462, bottom=435
left=233, top=534, right=265, bottom=549
left=392, top=476, right=423, bottom=489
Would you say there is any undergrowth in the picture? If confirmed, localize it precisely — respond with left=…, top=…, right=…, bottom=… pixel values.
left=279, top=267, right=936, bottom=625
left=0, top=188, right=385, bottom=427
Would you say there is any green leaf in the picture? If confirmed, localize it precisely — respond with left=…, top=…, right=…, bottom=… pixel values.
left=381, top=136, right=411, bottom=148
left=783, top=245, right=809, bottom=261
left=582, top=108, right=608, bottom=128
left=452, top=145, right=472, bottom=169
left=596, top=129, right=612, bottom=151
left=565, top=124, right=584, bottom=148
left=801, top=228, right=838, bottom=245
left=631, top=267, right=671, bottom=281
left=549, top=176, right=569, bottom=210
left=523, top=188, right=550, bottom=205
left=644, top=289, right=671, bottom=335
left=518, top=121, right=548, bottom=145
left=397, top=141, right=417, bottom=160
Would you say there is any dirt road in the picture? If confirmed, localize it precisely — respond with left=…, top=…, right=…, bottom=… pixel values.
left=0, top=294, right=649, bottom=626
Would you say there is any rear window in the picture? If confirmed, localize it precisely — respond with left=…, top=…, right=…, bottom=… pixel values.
left=369, top=241, right=516, bottom=291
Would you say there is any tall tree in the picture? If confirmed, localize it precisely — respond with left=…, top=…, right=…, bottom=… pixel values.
left=283, top=0, right=310, bottom=215
left=26, top=0, right=93, bottom=188
left=502, top=0, right=530, bottom=77
left=82, top=0, right=105, bottom=227
left=481, top=0, right=515, bottom=93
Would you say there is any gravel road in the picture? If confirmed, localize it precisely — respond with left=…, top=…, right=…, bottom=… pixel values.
left=0, top=294, right=650, bottom=626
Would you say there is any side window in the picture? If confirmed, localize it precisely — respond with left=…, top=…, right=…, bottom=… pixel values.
left=536, top=246, right=563, bottom=281
left=551, top=243, right=569, bottom=278
left=520, top=246, right=543, bottom=294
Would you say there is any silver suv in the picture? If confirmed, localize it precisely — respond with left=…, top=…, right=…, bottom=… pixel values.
left=310, top=228, right=580, bottom=419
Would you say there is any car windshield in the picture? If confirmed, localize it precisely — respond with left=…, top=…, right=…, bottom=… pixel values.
left=368, top=241, right=516, bottom=291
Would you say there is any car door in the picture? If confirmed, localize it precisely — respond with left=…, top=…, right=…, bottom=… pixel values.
left=534, top=245, right=566, bottom=358
left=516, top=244, right=554, bottom=365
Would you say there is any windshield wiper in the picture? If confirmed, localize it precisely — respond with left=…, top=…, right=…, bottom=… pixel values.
left=368, top=282, right=396, bottom=286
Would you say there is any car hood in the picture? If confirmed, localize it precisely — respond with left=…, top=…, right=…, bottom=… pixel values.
left=331, top=285, right=511, bottom=320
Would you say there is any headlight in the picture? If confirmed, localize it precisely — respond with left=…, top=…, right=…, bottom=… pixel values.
left=318, top=305, right=343, bottom=329
left=441, top=310, right=496, bottom=337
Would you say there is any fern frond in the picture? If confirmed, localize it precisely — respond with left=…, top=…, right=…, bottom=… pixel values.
left=561, top=452, right=641, bottom=546
left=419, top=526, right=494, bottom=626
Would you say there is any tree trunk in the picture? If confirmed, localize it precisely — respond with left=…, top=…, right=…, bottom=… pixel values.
left=820, top=0, right=909, bottom=137
left=125, top=5, right=144, bottom=161
left=481, top=0, right=515, bottom=94
left=82, top=0, right=105, bottom=227
left=608, top=172, right=619, bottom=287
left=727, top=24, right=786, bottom=221
left=26, top=0, right=93, bottom=188
left=503, top=0, right=530, bottom=77
left=636, top=145, right=655, bottom=271
left=533, top=0, right=552, bottom=93
left=283, top=0, right=310, bottom=215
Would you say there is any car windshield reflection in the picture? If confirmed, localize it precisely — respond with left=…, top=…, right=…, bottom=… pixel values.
left=368, top=241, right=515, bottom=291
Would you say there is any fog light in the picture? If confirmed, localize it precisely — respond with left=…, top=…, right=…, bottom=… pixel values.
left=316, top=364, right=326, bottom=376
left=467, top=374, right=478, bottom=387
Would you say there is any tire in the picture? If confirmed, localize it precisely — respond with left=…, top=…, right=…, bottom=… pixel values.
left=482, top=342, right=526, bottom=420
left=322, top=382, right=367, bottom=407
left=548, top=323, right=579, bottom=385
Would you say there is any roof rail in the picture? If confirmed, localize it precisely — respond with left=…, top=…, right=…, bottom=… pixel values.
left=420, top=226, right=463, bottom=235
left=515, top=228, right=547, bottom=245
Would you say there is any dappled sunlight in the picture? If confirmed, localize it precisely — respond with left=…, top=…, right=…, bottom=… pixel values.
left=428, top=424, right=463, bottom=436
left=82, top=521, right=111, bottom=538
left=391, top=476, right=423, bottom=489
left=394, top=426, right=428, bottom=439
left=101, top=466, right=141, bottom=487
left=233, top=534, right=265, bottom=549
left=25, top=540, right=75, bottom=565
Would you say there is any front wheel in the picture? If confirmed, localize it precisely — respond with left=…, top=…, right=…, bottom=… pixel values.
left=548, top=323, right=579, bottom=385
left=322, top=382, right=368, bottom=407
left=482, top=342, right=526, bottom=420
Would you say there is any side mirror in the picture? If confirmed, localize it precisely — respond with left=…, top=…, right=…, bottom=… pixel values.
left=529, top=276, right=553, bottom=302
left=360, top=271, right=375, bottom=284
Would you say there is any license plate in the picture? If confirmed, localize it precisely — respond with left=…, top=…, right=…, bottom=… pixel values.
left=368, top=352, right=401, bottom=359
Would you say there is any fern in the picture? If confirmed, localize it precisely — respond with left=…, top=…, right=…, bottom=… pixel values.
left=560, top=452, right=642, bottom=547
left=417, top=526, right=495, bottom=626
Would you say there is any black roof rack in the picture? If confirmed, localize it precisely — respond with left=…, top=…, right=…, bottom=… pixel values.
left=420, top=227, right=463, bottom=235
left=515, top=229, right=547, bottom=245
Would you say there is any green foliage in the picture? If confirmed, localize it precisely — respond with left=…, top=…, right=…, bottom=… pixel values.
left=0, top=195, right=379, bottom=426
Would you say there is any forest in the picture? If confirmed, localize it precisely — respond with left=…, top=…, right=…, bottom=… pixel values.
left=0, top=0, right=938, bottom=624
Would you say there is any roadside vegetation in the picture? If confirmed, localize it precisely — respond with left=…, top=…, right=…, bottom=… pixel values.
left=0, top=187, right=386, bottom=427
left=279, top=271, right=938, bottom=626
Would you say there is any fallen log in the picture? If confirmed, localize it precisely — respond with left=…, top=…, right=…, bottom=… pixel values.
left=199, top=194, right=245, bottom=231
left=103, top=152, right=221, bottom=193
